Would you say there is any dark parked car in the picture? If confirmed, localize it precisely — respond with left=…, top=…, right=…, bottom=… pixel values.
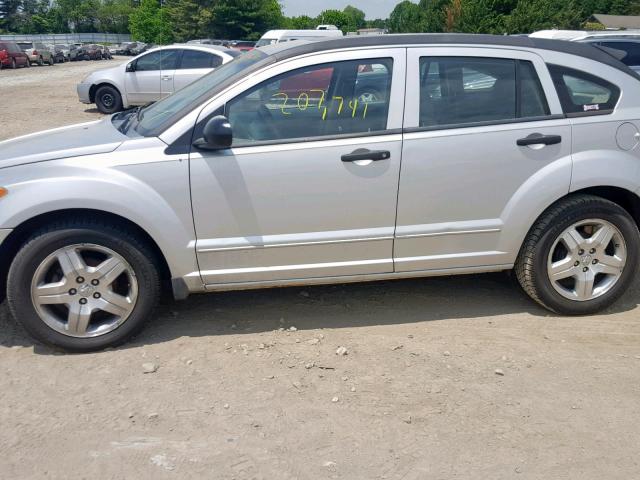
left=0, top=41, right=30, bottom=69
left=51, top=45, right=66, bottom=63
left=79, top=44, right=103, bottom=60
left=229, top=40, right=256, bottom=52
left=580, top=38, right=640, bottom=73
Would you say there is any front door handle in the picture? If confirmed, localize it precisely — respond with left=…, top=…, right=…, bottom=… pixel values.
left=161, top=75, right=172, bottom=81
left=341, top=148, right=391, bottom=162
left=517, top=133, right=562, bottom=147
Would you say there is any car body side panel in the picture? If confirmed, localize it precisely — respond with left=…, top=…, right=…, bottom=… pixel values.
left=0, top=138, right=202, bottom=291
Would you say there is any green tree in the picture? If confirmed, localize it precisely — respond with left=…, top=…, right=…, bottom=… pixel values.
left=418, top=0, right=448, bottom=32
left=343, top=5, right=366, bottom=29
left=388, top=0, right=425, bottom=33
left=505, top=0, right=582, bottom=34
left=207, top=0, right=284, bottom=40
left=317, top=9, right=356, bottom=33
left=129, top=0, right=171, bottom=42
left=284, top=14, right=316, bottom=29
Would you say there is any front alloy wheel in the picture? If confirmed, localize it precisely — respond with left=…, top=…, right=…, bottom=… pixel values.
left=31, top=244, right=138, bottom=338
left=7, top=221, right=161, bottom=351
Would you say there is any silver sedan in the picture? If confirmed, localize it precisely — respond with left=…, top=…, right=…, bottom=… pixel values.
left=77, top=44, right=240, bottom=113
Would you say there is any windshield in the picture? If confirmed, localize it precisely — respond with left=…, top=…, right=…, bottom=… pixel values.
left=133, top=49, right=268, bottom=136
left=17, top=42, right=32, bottom=50
left=255, top=38, right=277, bottom=48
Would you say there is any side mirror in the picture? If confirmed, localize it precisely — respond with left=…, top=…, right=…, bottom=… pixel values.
left=195, top=115, right=233, bottom=150
left=126, top=62, right=135, bottom=72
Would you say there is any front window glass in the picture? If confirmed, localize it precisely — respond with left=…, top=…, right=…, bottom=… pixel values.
left=226, top=58, right=393, bottom=145
left=135, top=51, right=162, bottom=71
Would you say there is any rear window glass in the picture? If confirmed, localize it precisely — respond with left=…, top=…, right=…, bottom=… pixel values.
left=548, top=64, right=620, bottom=114
left=419, top=57, right=549, bottom=128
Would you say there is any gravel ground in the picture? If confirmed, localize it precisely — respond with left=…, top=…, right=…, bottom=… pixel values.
left=1, top=61, right=640, bottom=479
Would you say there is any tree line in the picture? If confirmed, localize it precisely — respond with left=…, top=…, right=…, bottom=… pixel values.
left=1, top=0, right=639, bottom=42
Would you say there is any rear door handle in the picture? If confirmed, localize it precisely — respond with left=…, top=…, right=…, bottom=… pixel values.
left=517, top=133, right=562, bottom=146
left=341, top=148, right=391, bottom=162
left=161, top=75, right=172, bottom=81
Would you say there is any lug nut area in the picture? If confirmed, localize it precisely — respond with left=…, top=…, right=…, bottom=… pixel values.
left=69, top=288, right=77, bottom=295
left=93, top=292, right=101, bottom=299
left=79, top=298, right=88, bottom=305
left=91, top=279, right=99, bottom=286
left=76, top=276, right=85, bottom=283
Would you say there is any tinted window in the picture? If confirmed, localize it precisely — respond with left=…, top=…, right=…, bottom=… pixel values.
left=17, top=42, right=32, bottom=50
left=135, top=51, right=162, bottom=71
left=548, top=64, right=620, bottom=114
left=180, top=50, right=222, bottom=69
left=419, top=57, right=548, bottom=128
left=226, top=58, right=393, bottom=145
left=136, top=50, right=180, bottom=71
left=599, top=42, right=640, bottom=66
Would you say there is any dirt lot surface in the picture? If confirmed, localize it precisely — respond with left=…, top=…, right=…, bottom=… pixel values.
left=2, top=61, right=640, bottom=479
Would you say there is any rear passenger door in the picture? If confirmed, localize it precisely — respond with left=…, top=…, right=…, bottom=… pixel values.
left=395, top=48, right=572, bottom=272
left=173, top=49, right=224, bottom=92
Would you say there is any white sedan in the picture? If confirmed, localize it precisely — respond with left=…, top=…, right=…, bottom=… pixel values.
left=77, top=44, right=240, bottom=113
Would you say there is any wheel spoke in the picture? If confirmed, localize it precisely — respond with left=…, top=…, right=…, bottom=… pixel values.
left=574, top=271, right=596, bottom=300
left=97, top=291, right=133, bottom=317
left=57, top=248, right=86, bottom=277
left=67, top=303, right=92, bottom=334
left=561, top=228, right=584, bottom=253
left=94, top=256, right=127, bottom=285
left=589, top=224, right=614, bottom=249
left=34, top=281, right=72, bottom=305
left=596, top=254, right=625, bottom=275
left=549, top=257, right=577, bottom=281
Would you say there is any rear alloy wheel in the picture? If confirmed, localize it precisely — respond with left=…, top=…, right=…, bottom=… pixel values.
left=7, top=222, right=161, bottom=352
left=516, top=195, right=639, bottom=315
left=95, top=85, right=123, bottom=114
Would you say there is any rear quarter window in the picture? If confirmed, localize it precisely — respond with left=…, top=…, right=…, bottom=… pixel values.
left=548, top=64, right=620, bottom=115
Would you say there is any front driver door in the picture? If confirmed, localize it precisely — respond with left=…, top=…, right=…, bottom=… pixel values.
left=125, top=50, right=162, bottom=105
left=189, top=49, right=406, bottom=286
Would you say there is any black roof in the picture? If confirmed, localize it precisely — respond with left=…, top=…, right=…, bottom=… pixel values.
left=268, top=33, right=640, bottom=80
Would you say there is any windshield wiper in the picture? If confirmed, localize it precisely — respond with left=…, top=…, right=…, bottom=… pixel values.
left=117, top=106, right=143, bottom=134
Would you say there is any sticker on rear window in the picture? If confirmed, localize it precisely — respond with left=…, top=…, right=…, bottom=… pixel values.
left=583, top=104, right=600, bottom=112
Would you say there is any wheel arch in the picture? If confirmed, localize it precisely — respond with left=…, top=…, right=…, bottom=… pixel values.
left=0, top=209, right=174, bottom=304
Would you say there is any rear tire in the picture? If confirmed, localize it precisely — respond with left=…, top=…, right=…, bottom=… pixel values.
left=6, top=220, right=161, bottom=352
left=11, top=58, right=16, bottom=69
left=515, top=194, right=639, bottom=315
left=95, top=85, right=123, bottom=114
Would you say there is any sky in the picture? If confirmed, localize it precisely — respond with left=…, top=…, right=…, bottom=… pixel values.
left=281, top=0, right=405, bottom=20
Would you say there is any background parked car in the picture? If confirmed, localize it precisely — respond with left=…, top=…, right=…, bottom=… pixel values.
left=53, top=44, right=71, bottom=62
left=77, top=44, right=240, bottom=113
left=79, top=44, right=103, bottom=60
left=0, top=41, right=30, bottom=69
left=67, top=44, right=81, bottom=61
left=579, top=37, right=640, bottom=73
left=50, top=44, right=67, bottom=63
left=96, top=44, right=113, bottom=59
left=17, top=41, right=54, bottom=66
left=229, top=40, right=256, bottom=52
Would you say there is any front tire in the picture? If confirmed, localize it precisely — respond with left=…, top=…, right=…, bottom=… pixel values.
left=7, top=220, right=161, bottom=352
left=95, top=85, right=123, bottom=114
left=515, top=194, right=639, bottom=315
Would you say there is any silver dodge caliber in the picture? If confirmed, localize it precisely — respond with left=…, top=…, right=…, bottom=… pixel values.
left=2, top=34, right=640, bottom=351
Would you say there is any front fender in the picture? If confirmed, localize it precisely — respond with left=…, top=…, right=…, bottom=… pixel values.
left=0, top=141, right=199, bottom=285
